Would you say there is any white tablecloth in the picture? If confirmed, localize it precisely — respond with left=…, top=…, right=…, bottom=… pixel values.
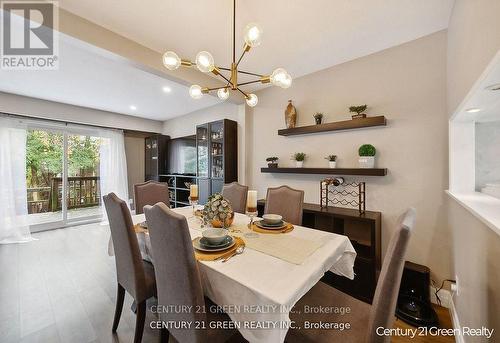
left=110, top=206, right=356, bottom=343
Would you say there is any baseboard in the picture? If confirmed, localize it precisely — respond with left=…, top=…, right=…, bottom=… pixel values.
left=430, top=286, right=452, bottom=309
left=449, top=296, right=464, bottom=343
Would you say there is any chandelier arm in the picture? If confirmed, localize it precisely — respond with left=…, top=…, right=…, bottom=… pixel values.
left=236, top=87, right=249, bottom=98
left=237, top=79, right=262, bottom=87
left=217, top=67, right=231, bottom=72
left=235, top=49, right=247, bottom=68
left=237, top=70, right=265, bottom=77
left=206, top=85, right=230, bottom=92
left=216, top=72, right=232, bottom=85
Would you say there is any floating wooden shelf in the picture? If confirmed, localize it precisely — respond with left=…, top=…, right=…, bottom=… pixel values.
left=260, top=167, right=387, bottom=176
left=278, top=116, right=387, bottom=136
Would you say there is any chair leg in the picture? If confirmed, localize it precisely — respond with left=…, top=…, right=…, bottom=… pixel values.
left=134, top=301, right=147, bottom=343
left=112, top=283, right=125, bottom=332
left=160, top=327, right=169, bottom=343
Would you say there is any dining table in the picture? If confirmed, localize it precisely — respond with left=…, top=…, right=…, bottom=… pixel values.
left=108, top=206, right=356, bottom=343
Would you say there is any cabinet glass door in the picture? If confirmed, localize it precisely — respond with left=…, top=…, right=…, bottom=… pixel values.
left=196, top=125, right=209, bottom=178
left=210, top=121, right=224, bottom=179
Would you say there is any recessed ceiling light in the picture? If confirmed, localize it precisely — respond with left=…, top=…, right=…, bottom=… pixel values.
left=162, top=86, right=172, bottom=93
left=465, top=108, right=481, bottom=113
left=130, top=105, right=137, bottom=111
left=485, top=83, right=500, bottom=91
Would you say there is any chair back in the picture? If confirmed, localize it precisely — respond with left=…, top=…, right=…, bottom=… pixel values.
left=144, top=203, right=207, bottom=343
left=134, top=180, right=170, bottom=214
left=103, top=192, right=147, bottom=301
left=366, top=208, right=416, bottom=343
left=222, top=182, right=248, bottom=214
left=264, top=185, right=304, bottom=225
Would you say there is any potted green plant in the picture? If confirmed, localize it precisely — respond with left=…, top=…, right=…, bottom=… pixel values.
left=358, top=144, right=376, bottom=168
left=313, top=112, right=323, bottom=125
left=349, top=105, right=367, bottom=119
left=266, top=156, right=279, bottom=168
left=324, top=155, right=337, bottom=168
left=292, top=152, right=306, bottom=168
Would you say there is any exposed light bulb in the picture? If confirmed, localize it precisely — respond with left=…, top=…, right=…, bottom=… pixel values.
left=217, top=88, right=229, bottom=100
left=246, top=94, right=258, bottom=107
left=244, top=23, right=263, bottom=47
left=189, top=85, right=203, bottom=99
left=270, top=68, right=290, bottom=88
left=162, top=51, right=181, bottom=70
left=281, top=73, right=292, bottom=88
left=195, top=51, right=215, bottom=73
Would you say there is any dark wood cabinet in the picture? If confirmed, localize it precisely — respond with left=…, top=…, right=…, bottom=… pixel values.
left=257, top=200, right=381, bottom=303
left=158, top=174, right=197, bottom=208
left=145, top=134, right=170, bottom=181
left=196, top=119, right=237, bottom=203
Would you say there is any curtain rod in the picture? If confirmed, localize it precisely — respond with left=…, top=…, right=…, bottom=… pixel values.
left=0, top=112, right=161, bottom=136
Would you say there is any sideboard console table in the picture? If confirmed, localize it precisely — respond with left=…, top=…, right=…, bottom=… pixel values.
left=257, top=200, right=381, bottom=303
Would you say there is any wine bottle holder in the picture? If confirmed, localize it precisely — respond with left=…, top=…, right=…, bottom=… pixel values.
left=320, top=178, right=366, bottom=214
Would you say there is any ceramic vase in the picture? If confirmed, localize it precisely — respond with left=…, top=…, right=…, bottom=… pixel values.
left=359, top=156, right=375, bottom=168
left=285, top=100, right=297, bottom=128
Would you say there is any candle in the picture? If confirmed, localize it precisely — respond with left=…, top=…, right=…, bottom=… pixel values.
left=190, top=184, right=198, bottom=201
left=247, top=190, right=257, bottom=212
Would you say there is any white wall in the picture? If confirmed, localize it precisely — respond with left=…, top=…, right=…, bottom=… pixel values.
left=447, top=0, right=500, bottom=339
left=248, top=31, right=451, bottom=282
left=475, top=121, right=500, bottom=191
left=162, top=102, right=247, bottom=184
left=0, top=92, right=164, bottom=133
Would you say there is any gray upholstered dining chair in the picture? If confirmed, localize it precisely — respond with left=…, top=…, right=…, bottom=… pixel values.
left=144, top=202, right=237, bottom=343
left=134, top=180, right=170, bottom=214
left=264, top=185, right=304, bottom=225
left=286, top=208, right=417, bottom=343
left=103, top=193, right=157, bottom=343
left=222, top=182, right=248, bottom=213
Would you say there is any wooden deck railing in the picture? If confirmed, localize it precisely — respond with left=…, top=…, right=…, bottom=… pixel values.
left=27, top=176, right=100, bottom=214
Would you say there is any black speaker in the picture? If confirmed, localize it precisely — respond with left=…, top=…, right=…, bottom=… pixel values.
left=396, top=261, right=438, bottom=327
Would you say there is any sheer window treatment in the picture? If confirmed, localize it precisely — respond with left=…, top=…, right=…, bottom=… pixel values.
left=99, top=129, right=129, bottom=214
left=0, top=118, right=35, bottom=244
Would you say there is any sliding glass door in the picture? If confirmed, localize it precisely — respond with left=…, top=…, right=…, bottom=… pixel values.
left=26, top=126, right=103, bottom=231
left=66, top=133, right=102, bottom=221
left=25, top=129, right=64, bottom=228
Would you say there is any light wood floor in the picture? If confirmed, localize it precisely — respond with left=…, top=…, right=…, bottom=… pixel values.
left=0, top=223, right=454, bottom=343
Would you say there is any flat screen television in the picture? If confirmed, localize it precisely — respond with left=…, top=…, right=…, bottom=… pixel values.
left=167, top=135, right=196, bottom=175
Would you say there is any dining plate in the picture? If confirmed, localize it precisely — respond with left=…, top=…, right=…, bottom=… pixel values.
left=254, top=220, right=288, bottom=230
left=200, top=236, right=233, bottom=249
left=259, top=220, right=285, bottom=227
left=193, top=236, right=235, bottom=252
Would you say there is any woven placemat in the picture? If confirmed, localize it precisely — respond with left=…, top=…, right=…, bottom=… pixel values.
left=193, top=236, right=245, bottom=261
left=250, top=223, right=294, bottom=234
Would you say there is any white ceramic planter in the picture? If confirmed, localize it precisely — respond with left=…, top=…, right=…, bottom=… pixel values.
left=295, top=161, right=304, bottom=168
left=329, top=161, right=337, bottom=168
left=359, top=156, right=375, bottom=168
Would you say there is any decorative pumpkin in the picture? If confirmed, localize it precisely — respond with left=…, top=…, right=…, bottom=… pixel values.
left=202, top=193, right=234, bottom=228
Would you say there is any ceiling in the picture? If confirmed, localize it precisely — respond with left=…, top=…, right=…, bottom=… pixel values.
left=454, top=54, right=500, bottom=123
left=59, top=0, right=454, bottom=86
left=0, top=11, right=221, bottom=121
left=1, top=1, right=455, bottom=121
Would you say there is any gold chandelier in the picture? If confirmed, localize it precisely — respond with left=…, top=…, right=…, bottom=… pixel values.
left=161, top=0, right=292, bottom=107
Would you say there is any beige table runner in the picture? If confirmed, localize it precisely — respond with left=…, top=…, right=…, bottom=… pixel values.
left=229, top=224, right=324, bottom=265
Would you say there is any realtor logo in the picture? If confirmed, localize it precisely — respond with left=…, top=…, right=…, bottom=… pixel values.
left=1, top=1, right=59, bottom=70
